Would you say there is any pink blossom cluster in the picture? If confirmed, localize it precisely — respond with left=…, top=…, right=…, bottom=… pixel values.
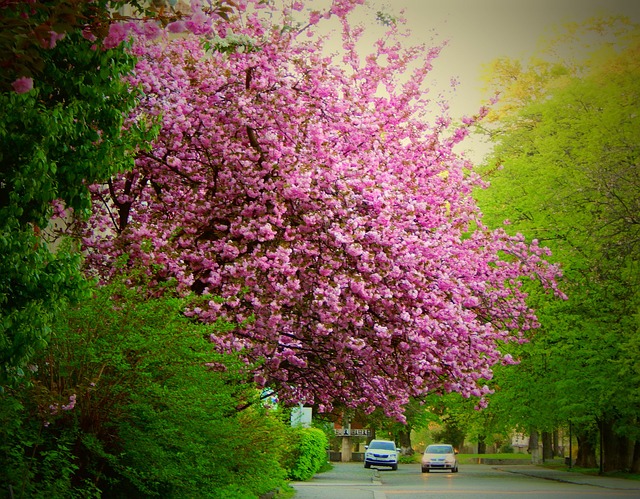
left=78, top=2, right=564, bottom=420
left=11, top=76, right=33, bottom=93
left=48, top=394, right=77, bottom=416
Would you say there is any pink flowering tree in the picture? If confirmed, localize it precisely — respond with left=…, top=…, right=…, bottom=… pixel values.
left=74, top=1, right=564, bottom=419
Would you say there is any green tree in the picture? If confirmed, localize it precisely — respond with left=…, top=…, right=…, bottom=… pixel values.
left=0, top=5, right=157, bottom=382
left=475, top=17, right=640, bottom=471
left=0, top=280, right=291, bottom=497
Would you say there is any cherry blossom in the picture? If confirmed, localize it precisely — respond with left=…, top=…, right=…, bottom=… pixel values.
left=76, top=1, right=564, bottom=420
left=11, top=76, right=33, bottom=94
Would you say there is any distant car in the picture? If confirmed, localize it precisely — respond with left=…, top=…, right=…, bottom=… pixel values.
left=363, top=439, right=398, bottom=470
left=421, top=444, right=459, bottom=473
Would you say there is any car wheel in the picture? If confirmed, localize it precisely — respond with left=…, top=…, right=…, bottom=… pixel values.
left=391, top=464, right=398, bottom=471
left=422, top=468, right=429, bottom=473
left=364, top=462, right=371, bottom=469
left=452, top=465, right=459, bottom=473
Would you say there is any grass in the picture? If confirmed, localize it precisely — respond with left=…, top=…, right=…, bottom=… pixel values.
left=275, top=484, right=297, bottom=498
left=539, top=462, right=640, bottom=482
left=457, top=453, right=531, bottom=464
left=606, top=471, right=640, bottom=481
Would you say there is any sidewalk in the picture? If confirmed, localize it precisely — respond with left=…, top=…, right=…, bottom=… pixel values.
left=290, top=463, right=380, bottom=499
left=496, top=464, right=640, bottom=491
left=299, top=462, right=378, bottom=486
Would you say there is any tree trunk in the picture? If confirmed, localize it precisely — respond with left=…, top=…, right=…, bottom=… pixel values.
left=528, top=429, right=540, bottom=464
left=601, top=418, right=630, bottom=472
left=398, top=427, right=414, bottom=456
left=575, top=430, right=598, bottom=468
left=631, top=440, right=640, bottom=473
left=553, top=430, right=559, bottom=457
left=477, top=435, right=487, bottom=454
left=542, top=431, right=554, bottom=460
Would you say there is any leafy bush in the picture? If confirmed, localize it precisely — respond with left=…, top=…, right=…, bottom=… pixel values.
left=286, top=427, right=328, bottom=481
left=399, top=454, right=419, bottom=464
left=0, top=282, right=290, bottom=498
left=500, top=443, right=515, bottom=454
left=0, top=398, right=99, bottom=499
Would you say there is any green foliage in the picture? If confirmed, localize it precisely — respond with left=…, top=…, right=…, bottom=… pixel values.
left=478, top=33, right=640, bottom=425
left=1, top=30, right=145, bottom=228
left=0, top=282, right=290, bottom=498
left=285, top=427, right=328, bottom=481
left=350, top=397, right=433, bottom=447
left=416, top=391, right=513, bottom=455
left=398, top=454, right=418, bottom=464
left=475, top=18, right=640, bottom=467
left=0, top=27, right=157, bottom=381
left=431, top=419, right=466, bottom=451
left=0, top=229, right=88, bottom=384
left=0, top=396, right=101, bottom=498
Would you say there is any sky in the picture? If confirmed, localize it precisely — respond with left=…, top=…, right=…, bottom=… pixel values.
left=314, top=0, right=640, bottom=160
left=355, top=0, right=640, bottom=112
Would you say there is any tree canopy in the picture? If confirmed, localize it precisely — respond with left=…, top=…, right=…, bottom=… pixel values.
left=475, top=16, right=640, bottom=470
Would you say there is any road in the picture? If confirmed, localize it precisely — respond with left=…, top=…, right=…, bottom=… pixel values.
left=290, top=462, right=640, bottom=499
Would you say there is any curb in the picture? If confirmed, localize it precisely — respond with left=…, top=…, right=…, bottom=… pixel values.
left=371, top=468, right=382, bottom=485
left=496, top=466, right=640, bottom=491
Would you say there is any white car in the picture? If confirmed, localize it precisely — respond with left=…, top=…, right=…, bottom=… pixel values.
left=363, top=439, right=398, bottom=470
left=421, top=444, right=459, bottom=473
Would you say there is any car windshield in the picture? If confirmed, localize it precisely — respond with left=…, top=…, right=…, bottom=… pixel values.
left=369, top=441, right=395, bottom=450
left=426, top=445, right=453, bottom=454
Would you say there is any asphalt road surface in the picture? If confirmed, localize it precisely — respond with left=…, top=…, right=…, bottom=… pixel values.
left=291, top=462, right=640, bottom=499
